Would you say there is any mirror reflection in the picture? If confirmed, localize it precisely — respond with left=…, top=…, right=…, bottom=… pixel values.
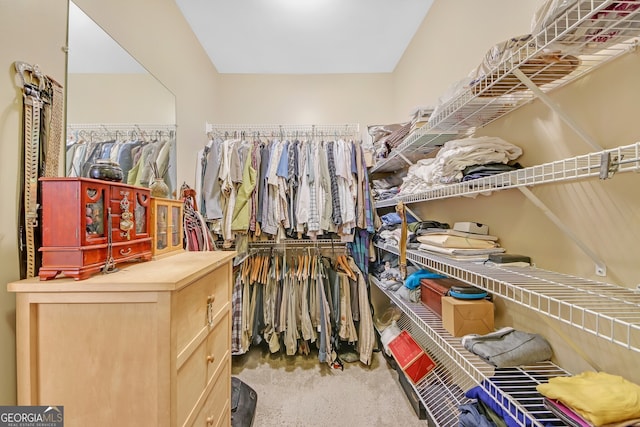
left=66, top=1, right=178, bottom=197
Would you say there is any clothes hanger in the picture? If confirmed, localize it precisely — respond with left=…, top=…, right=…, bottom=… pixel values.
left=336, top=253, right=356, bottom=281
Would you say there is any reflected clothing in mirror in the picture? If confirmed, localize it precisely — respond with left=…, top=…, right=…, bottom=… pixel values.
left=66, top=129, right=175, bottom=197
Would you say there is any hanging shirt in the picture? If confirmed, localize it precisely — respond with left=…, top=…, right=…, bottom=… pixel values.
left=296, top=140, right=310, bottom=233
left=307, top=141, right=321, bottom=237
left=202, top=137, right=224, bottom=221
left=231, top=142, right=258, bottom=232
left=262, top=139, right=282, bottom=236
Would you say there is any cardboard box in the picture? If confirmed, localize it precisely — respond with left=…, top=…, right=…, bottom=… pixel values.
left=420, top=277, right=465, bottom=318
left=441, top=296, right=494, bottom=337
left=388, top=330, right=436, bottom=385
left=453, top=221, right=489, bottom=235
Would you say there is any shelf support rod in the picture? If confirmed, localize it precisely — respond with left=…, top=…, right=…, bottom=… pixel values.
left=518, top=186, right=606, bottom=276
left=512, top=68, right=603, bottom=152
left=398, top=152, right=414, bottom=167
left=404, top=205, right=422, bottom=222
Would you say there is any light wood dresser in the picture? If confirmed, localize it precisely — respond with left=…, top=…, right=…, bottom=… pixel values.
left=8, top=250, right=236, bottom=427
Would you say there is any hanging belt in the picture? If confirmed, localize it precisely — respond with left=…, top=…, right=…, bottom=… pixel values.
left=22, top=86, right=43, bottom=279
left=15, top=61, right=51, bottom=279
left=44, top=77, right=64, bottom=178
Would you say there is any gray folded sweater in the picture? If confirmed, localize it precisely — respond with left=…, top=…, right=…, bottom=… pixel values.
left=461, top=327, right=552, bottom=367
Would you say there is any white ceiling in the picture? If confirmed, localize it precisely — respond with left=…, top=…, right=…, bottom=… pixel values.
left=68, top=0, right=434, bottom=75
left=175, top=0, right=434, bottom=74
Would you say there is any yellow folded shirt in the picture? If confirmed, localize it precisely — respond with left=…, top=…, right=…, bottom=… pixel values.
left=536, top=371, right=640, bottom=426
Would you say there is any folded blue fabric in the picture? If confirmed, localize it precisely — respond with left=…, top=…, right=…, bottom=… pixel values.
left=459, top=403, right=497, bottom=427
left=465, top=380, right=557, bottom=427
left=403, top=269, right=446, bottom=290
left=380, top=212, right=418, bottom=226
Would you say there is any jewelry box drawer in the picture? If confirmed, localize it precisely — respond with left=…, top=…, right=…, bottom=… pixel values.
left=111, top=239, right=152, bottom=262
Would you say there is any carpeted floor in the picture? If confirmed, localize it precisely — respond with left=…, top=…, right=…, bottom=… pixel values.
left=231, top=344, right=429, bottom=427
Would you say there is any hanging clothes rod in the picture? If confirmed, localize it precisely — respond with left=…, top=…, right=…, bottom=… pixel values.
left=248, top=238, right=348, bottom=247
left=67, top=123, right=177, bottom=141
left=68, top=123, right=177, bottom=132
left=205, top=123, right=360, bottom=138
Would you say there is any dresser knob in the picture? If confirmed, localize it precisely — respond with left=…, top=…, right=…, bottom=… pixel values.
left=206, top=416, right=214, bottom=425
left=207, top=354, right=215, bottom=363
left=207, top=294, right=215, bottom=303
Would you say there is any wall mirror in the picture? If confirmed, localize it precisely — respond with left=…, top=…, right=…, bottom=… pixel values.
left=66, top=1, right=178, bottom=197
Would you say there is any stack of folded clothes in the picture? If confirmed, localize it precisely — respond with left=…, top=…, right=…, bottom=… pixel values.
left=415, top=226, right=505, bottom=261
left=461, top=327, right=553, bottom=368
left=462, top=161, right=523, bottom=181
left=398, top=136, right=523, bottom=196
left=537, top=371, right=640, bottom=427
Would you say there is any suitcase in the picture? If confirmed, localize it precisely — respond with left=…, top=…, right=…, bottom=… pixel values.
left=420, top=277, right=464, bottom=317
left=231, top=377, right=258, bottom=427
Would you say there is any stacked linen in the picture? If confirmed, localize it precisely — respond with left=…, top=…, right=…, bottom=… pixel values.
left=537, top=371, right=640, bottom=427
left=399, top=136, right=523, bottom=195
left=416, top=228, right=505, bottom=261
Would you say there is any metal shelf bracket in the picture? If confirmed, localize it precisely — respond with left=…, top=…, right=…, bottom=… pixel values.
left=397, top=152, right=414, bottom=167
left=599, top=151, right=621, bottom=179
left=518, top=186, right=606, bottom=276
left=512, top=68, right=603, bottom=152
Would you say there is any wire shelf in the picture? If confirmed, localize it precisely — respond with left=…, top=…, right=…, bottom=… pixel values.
left=376, top=141, right=640, bottom=207
left=371, top=0, right=640, bottom=174
left=372, top=276, right=568, bottom=426
left=370, top=129, right=459, bottom=174
left=376, top=243, right=640, bottom=352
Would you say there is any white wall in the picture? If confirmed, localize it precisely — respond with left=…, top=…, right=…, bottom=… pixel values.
left=215, top=74, right=395, bottom=141
left=0, top=0, right=68, bottom=405
left=393, top=0, right=542, bottom=122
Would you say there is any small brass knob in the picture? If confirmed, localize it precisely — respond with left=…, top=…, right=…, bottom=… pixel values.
left=207, top=354, right=215, bottom=363
left=206, top=416, right=214, bottom=425
left=207, top=294, right=215, bottom=303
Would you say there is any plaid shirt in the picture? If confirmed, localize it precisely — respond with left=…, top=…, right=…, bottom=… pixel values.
left=231, top=273, right=244, bottom=354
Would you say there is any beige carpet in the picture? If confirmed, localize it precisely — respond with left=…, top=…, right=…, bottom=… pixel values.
left=231, top=345, right=429, bottom=427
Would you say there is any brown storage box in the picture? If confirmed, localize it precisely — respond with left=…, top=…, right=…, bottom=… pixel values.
left=420, top=277, right=466, bottom=318
left=388, top=330, right=436, bottom=385
left=441, top=296, right=494, bottom=337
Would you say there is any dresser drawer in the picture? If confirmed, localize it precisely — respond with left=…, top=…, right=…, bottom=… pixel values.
left=193, top=363, right=230, bottom=427
left=177, top=339, right=207, bottom=426
left=175, top=263, right=230, bottom=351
left=206, top=312, right=230, bottom=384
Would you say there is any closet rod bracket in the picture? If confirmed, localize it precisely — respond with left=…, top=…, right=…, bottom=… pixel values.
left=599, top=152, right=620, bottom=180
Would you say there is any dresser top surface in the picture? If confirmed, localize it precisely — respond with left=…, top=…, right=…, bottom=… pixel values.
left=7, top=251, right=237, bottom=292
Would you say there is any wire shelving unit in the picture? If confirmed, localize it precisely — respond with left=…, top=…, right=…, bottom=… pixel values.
left=370, top=0, right=640, bottom=174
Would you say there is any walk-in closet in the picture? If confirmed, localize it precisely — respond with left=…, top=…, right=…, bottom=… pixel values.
left=2, top=1, right=640, bottom=426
